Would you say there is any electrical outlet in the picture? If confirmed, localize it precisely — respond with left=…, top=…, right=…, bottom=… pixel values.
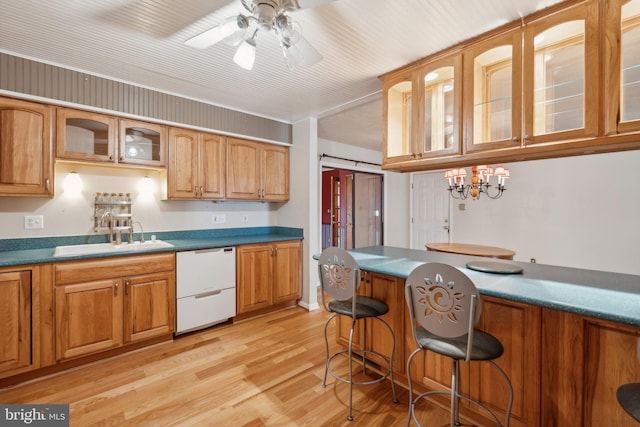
left=212, top=214, right=226, bottom=224
left=24, top=215, right=44, bottom=229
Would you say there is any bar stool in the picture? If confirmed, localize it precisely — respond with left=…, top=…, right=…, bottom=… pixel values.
left=404, top=262, right=513, bottom=427
left=617, top=383, right=640, bottom=422
left=318, top=246, right=398, bottom=421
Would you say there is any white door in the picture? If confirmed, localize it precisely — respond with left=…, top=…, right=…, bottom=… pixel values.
left=411, top=171, right=450, bottom=250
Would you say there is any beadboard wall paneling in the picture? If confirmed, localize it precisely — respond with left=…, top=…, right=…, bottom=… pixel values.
left=0, top=52, right=292, bottom=144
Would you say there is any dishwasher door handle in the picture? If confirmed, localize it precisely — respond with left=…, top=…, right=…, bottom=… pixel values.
left=194, top=290, right=222, bottom=299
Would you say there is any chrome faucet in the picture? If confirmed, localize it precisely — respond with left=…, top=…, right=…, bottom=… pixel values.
left=132, top=221, right=145, bottom=243
left=100, top=211, right=115, bottom=243
left=100, top=210, right=123, bottom=245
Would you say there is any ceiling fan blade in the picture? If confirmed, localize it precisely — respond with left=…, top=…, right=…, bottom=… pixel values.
left=287, top=0, right=337, bottom=10
left=184, top=15, right=243, bottom=49
left=282, top=35, right=322, bottom=69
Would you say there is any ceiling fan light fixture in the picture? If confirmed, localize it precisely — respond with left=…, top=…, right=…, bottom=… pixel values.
left=234, top=39, right=257, bottom=70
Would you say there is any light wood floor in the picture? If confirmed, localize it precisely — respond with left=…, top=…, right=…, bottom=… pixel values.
left=1, top=306, right=460, bottom=426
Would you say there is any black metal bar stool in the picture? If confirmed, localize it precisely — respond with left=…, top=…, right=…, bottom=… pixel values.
left=317, top=246, right=398, bottom=421
left=617, top=383, right=640, bottom=422
left=405, top=262, right=513, bottom=426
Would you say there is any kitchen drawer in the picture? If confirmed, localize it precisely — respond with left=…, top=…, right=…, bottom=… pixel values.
left=55, top=253, right=175, bottom=285
left=176, top=287, right=235, bottom=334
left=176, top=247, right=235, bottom=297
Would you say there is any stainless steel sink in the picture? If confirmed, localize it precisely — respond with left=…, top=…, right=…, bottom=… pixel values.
left=54, top=240, right=174, bottom=257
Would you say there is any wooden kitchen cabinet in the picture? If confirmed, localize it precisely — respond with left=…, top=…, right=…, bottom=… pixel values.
left=383, top=52, right=462, bottom=165
left=541, top=308, right=640, bottom=426
left=0, top=271, right=32, bottom=374
left=0, top=96, right=53, bottom=197
left=236, top=240, right=302, bottom=318
left=0, top=264, right=52, bottom=383
left=118, top=118, right=167, bottom=167
left=463, top=28, right=522, bottom=152
left=604, top=0, right=640, bottom=135
left=522, top=0, right=600, bottom=146
left=56, top=107, right=117, bottom=163
left=54, top=253, right=175, bottom=361
left=226, top=137, right=289, bottom=201
left=56, top=109, right=167, bottom=168
left=167, top=127, right=225, bottom=199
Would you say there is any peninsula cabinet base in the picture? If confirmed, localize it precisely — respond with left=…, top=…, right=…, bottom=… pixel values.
left=541, top=309, right=640, bottom=427
left=335, top=271, right=640, bottom=426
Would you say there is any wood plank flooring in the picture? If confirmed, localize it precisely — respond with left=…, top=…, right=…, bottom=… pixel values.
left=0, top=306, right=460, bottom=426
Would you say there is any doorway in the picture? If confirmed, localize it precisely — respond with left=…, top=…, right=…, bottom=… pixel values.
left=321, top=168, right=383, bottom=249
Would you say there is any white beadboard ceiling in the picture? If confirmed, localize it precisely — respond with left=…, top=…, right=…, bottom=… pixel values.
left=0, top=0, right=565, bottom=150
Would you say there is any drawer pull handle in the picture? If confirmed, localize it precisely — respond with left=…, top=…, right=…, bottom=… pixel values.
left=195, top=290, right=222, bottom=299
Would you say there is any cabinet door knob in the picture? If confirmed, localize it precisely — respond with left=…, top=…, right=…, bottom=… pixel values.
left=512, top=136, right=520, bottom=143
left=125, top=280, right=130, bottom=295
left=114, top=281, right=119, bottom=296
left=45, top=178, right=50, bottom=192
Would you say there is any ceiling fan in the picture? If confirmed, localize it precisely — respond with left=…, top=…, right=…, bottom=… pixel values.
left=185, top=0, right=335, bottom=70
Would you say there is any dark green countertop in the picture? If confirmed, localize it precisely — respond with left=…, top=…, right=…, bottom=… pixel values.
left=316, top=245, right=640, bottom=327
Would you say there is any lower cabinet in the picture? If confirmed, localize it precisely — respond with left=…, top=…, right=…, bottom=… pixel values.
left=0, top=270, right=33, bottom=374
left=541, top=308, right=640, bottom=427
left=236, top=240, right=302, bottom=318
left=0, top=264, right=52, bottom=382
left=54, top=253, right=175, bottom=361
left=335, top=272, right=639, bottom=426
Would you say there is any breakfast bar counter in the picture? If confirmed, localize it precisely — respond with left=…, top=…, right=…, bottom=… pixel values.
left=319, top=245, right=640, bottom=426
left=341, top=245, right=640, bottom=327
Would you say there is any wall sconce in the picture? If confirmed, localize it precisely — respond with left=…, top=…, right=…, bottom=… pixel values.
left=63, top=171, right=83, bottom=196
left=137, top=175, right=156, bottom=201
left=445, top=165, right=510, bottom=200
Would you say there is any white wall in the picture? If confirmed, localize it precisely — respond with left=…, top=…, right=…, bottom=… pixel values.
left=0, top=162, right=276, bottom=239
left=277, top=119, right=319, bottom=311
left=448, top=150, right=640, bottom=275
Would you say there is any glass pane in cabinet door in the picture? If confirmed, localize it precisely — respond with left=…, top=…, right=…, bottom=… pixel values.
left=473, top=46, right=512, bottom=144
left=621, top=1, right=640, bottom=122
left=123, top=126, right=161, bottom=162
left=65, top=119, right=109, bottom=156
left=387, top=80, right=412, bottom=157
left=423, top=66, right=454, bottom=152
left=533, top=21, right=585, bottom=135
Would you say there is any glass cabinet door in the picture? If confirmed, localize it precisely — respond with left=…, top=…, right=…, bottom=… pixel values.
left=414, top=53, right=461, bottom=158
left=56, top=108, right=117, bottom=162
left=118, top=119, right=167, bottom=167
left=464, top=30, right=521, bottom=152
left=384, top=72, right=413, bottom=161
left=607, top=0, right=640, bottom=134
left=523, top=1, right=599, bottom=145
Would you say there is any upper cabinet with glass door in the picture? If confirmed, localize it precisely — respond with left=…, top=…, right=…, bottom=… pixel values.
left=522, top=0, right=600, bottom=145
left=56, top=108, right=167, bottom=168
left=383, top=52, right=461, bottom=165
left=56, top=108, right=117, bottom=163
left=605, top=0, right=640, bottom=134
left=118, top=119, right=167, bottom=168
left=463, top=29, right=522, bottom=152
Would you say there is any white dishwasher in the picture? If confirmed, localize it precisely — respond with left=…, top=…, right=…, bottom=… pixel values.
left=176, top=247, right=236, bottom=334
